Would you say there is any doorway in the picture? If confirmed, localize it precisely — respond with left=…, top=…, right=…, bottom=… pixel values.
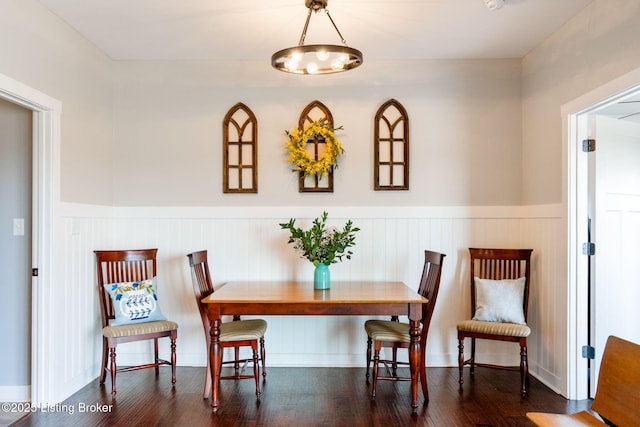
left=586, top=110, right=640, bottom=396
left=0, top=98, right=32, bottom=401
left=0, top=73, right=60, bottom=405
left=566, top=69, right=640, bottom=400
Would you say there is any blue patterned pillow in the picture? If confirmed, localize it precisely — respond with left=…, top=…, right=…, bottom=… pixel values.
left=104, top=277, right=167, bottom=326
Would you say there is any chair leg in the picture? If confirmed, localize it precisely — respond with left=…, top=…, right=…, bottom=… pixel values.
left=470, top=338, right=476, bottom=376
left=392, top=346, right=398, bottom=377
left=372, top=347, right=380, bottom=398
left=259, top=336, right=267, bottom=378
left=234, top=346, right=240, bottom=373
left=203, top=333, right=211, bottom=399
left=252, top=348, right=261, bottom=397
left=154, top=338, right=160, bottom=376
left=100, top=339, right=108, bottom=384
left=520, top=344, right=528, bottom=396
left=109, top=345, right=117, bottom=396
left=170, top=335, right=177, bottom=384
left=420, top=345, right=428, bottom=402
left=365, top=336, right=372, bottom=382
left=458, top=335, right=464, bottom=389
left=203, top=356, right=212, bottom=399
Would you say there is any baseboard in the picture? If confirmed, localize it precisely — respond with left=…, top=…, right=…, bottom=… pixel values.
left=0, top=385, right=30, bottom=402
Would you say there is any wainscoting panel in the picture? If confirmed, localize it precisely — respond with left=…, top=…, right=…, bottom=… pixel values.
left=55, top=204, right=566, bottom=401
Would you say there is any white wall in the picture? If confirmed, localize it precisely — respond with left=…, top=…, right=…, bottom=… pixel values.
left=112, top=59, right=522, bottom=207
left=57, top=204, right=566, bottom=394
left=0, top=0, right=114, bottom=205
left=522, top=0, right=640, bottom=206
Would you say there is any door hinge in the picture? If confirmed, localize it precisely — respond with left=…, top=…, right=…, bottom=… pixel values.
left=582, top=345, right=595, bottom=359
left=582, top=139, right=596, bottom=152
left=32, top=268, right=39, bottom=277
left=582, top=242, right=595, bottom=256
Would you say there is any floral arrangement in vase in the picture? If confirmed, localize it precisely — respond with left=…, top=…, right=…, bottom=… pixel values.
left=279, top=211, right=359, bottom=289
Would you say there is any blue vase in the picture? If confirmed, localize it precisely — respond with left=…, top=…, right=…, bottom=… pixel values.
left=314, top=263, right=331, bottom=290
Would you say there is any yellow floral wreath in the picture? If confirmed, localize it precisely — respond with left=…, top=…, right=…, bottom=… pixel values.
left=284, top=119, right=344, bottom=178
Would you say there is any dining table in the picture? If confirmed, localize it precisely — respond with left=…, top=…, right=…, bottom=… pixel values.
left=202, top=280, right=427, bottom=414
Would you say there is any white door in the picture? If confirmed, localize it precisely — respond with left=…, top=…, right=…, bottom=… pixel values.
left=589, top=114, right=640, bottom=396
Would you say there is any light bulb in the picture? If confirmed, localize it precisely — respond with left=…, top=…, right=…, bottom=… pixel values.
left=285, top=58, right=299, bottom=71
left=316, top=50, right=329, bottom=61
left=485, top=0, right=504, bottom=10
left=306, top=62, right=319, bottom=74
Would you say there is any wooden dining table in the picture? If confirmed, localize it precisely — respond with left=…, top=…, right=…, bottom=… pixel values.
left=202, top=280, right=427, bottom=414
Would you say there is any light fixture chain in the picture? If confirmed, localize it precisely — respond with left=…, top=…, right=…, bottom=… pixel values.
left=298, top=8, right=314, bottom=46
left=324, top=9, right=347, bottom=45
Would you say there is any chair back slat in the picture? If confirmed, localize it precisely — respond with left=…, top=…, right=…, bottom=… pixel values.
left=478, top=258, right=523, bottom=280
left=469, top=248, right=533, bottom=320
left=417, top=250, right=446, bottom=342
left=94, top=249, right=158, bottom=327
left=187, top=250, right=214, bottom=334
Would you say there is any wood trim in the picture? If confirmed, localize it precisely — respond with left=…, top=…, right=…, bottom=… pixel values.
left=374, top=99, right=409, bottom=190
left=298, top=100, right=334, bottom=193
left=223, top=102, right=258, bottom=193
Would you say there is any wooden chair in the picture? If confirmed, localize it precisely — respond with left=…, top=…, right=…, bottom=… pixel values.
left=527, top=335, right=640, bottom=426
left=457, top=248, right=533, bottom=396
left=94, top=249, right=178, bottom=396
left=187, top=250, right=267, bottom=399
left=364, top=250, right=446, bottom=401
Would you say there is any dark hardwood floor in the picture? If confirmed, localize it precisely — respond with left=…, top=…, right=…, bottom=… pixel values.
left=11, top=366, right=591, bottom=427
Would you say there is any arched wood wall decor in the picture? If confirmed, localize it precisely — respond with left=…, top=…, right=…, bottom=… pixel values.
left=298, top=100, right=334, bottom=193
left=374, top=99, right=409, bottom=190
left=223, top=103, right=258, bottom=193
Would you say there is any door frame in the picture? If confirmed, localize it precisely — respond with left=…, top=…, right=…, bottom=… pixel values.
left=0, top=73, right=60, bottom=405
left=563, top=67, right=640, bottom=400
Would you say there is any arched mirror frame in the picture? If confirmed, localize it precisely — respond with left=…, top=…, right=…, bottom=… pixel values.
left=223, top=102, right=258, bottom=193
left=298, top=100, right=335, bottom=193
left=374, top=99, right=409, bottom=190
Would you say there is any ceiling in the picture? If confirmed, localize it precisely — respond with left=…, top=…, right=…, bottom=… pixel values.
left=595, top=92, right=640, bottom=123
left=36, top=0, right=640, bottom=121
left=38, top=0, right=594, bottom=61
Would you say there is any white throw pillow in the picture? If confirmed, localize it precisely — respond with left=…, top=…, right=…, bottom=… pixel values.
left=473, top=276, right=526, bottom=324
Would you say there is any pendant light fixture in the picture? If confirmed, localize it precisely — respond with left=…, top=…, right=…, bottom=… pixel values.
left=271, top=0, right=363, bottom=75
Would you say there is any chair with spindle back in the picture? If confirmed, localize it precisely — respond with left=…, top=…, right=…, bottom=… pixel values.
left=456, top=248, right=533, bottom=396
left=95, top=249, right=178, bottom=396
left=187, top=250, right=267, bottom=399
left=365, top=250, right=446, bottom=402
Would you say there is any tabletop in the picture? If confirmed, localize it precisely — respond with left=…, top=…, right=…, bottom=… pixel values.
left=202, top=280, right=426, bottom=304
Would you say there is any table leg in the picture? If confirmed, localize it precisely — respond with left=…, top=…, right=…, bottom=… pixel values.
left=210, top=318, right=222, bottom=411
left=409, top=318, right=420, bottom=414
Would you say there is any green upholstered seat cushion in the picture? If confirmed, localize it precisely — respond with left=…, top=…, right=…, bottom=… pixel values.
left=364, top=319, right=411, bottom=342
left=456, top=319, right=531, bottom=337
left=103, top=320, right=178, bottom=338
left=219, top=319, right=267, bottom=342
